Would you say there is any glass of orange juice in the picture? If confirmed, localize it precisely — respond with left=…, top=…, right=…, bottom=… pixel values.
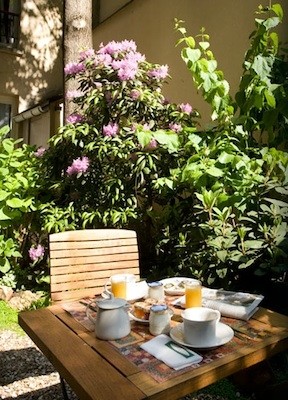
left=111, top=275, right=127, bottom=299
left=185, top=280, right=202, bottom=308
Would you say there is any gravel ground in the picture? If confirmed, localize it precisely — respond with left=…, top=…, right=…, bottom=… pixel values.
left=0, top=329, right=229, bottom=400
left=0, top=330, right=78, bottom=400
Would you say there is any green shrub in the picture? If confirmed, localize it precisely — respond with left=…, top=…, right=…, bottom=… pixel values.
left=153, top=3, right=288, bottom=288
left=0, top=126, right=49, bottom=290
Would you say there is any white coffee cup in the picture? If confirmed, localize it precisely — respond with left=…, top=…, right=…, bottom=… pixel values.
left=104, top=273, right=136, bottom=300
left=181, top=307, right=221, bottom=346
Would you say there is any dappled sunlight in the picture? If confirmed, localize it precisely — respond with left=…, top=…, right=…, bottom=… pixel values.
left=5, top=0, right=62, bottom=110
left=21, top=1, right=62, bottom=72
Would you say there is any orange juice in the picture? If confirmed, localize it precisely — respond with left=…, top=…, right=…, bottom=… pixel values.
left=111, top=279, right=127, bottom=299
left=185, top=281, right=202, bottom=308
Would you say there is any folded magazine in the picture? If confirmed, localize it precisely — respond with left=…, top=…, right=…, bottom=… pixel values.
left=201, top=288, right=264, bottom=320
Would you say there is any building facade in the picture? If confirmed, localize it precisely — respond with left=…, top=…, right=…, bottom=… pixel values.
left=0, top=0, right=287, bottom=147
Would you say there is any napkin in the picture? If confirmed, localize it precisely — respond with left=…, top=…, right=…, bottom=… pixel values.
left=140, top=334, right=203, bottom=370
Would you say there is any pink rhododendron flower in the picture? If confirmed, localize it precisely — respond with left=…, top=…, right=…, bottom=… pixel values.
left=169, top=122, right=182, bottom=133
left=95, top=53, right=113, bottom=68
left=146, top=138, right=158, bottom=150
left=66, top=90, right=83, bottom=100
left=130, top=89, right=141, bottom=100
left=29, top=244, right=45, bottom=262
left=64, top=62, right=85, bottom=76
left=34, top=147, right=46, bottom=157
left=117, top=64, right=138, bottom=81
left=98, top=40, right=137, bottom=56
left=66, top=113, right=84, bottom=124
left=66, top=156, right=90, bottom=175
left=148, top=65, right=169, bottom=79
left=79, top=48, right=95, bottom=61
left=103, top=122, right=119, bottom=137
left=143, top=122, right=154, bottom=131
left=111, top=57, right=139, bottom=81
left=94, top=82, right=103, bottom=89
left=179, top=103, right=193, bottom=114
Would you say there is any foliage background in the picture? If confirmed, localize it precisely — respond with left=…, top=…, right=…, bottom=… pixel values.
left=0, top=3, right=287, bottom=299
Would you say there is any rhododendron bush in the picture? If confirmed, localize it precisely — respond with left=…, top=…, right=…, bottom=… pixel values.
left=38, top=39, right=197, bottom=272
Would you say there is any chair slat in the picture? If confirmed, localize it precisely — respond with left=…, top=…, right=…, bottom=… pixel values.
left=50, top=259, right=139, bottom=275
left=50, top=244, right=139, bottom=259
left=49, top=237, right=137, bottom=250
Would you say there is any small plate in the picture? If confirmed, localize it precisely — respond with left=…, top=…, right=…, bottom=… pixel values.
left=128, top=311, right=149, bottom=324
left=170, top=322, right=234, bottom=350
left=160, top=277, right=199, bottom=296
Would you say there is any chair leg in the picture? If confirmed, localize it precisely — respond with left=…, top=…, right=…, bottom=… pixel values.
left=60, top=376, right=70, bottom=400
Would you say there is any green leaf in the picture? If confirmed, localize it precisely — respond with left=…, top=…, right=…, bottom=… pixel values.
left=137, top=131, right=152, bottom=148
left=264, top=89, right=276, bottom=108
left=218, top=152, right=234, bottom=164
left=183, top=48, right=201, bottom=63
left=206, top=167, right=224, bottom=177
left=6, top=198, right=25, bottom=208
left=271, top=3, right=283, bottom=19
left=264, top=16, right=280, bottom=29
left=244, top=240, right=264, bottom=249
left=2, top=139, right=14, bottom=154
left=0, top=209, right=11, bottom=220
left=199, top=41, right=210, bottom=51
left=0, top=258, right=10, bottom=273
left=265, top=198, right=288, bottom=207
left=216, top=250, right=227, bottom=262
left=251, top=55, right=273, bottom=79
left=185, top=36, right=195, bottom=48
left=0, top=190, right=10, bottom=201
left=153, top=130, right=179, bottom=153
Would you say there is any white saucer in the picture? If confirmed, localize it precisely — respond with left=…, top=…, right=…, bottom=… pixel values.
left=128, top=311, right=149, bottom=324
left=170, top=322, right=234, bottom=350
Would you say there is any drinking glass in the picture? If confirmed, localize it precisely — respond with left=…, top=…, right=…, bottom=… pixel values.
left=111, top=275, right=127, bottom=299
left=185, top=280, right=202, bottom=308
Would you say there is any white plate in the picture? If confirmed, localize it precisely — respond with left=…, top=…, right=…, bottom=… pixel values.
left=171, top=295, right=185, bottom=308
left=160, top=277, right=200, bottom=296
left=170, top=322, right=234, bottom=350
left=128, top=311, right=149, bottom=324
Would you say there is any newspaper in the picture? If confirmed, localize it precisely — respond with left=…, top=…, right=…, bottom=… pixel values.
left=172, top=288, right=264, bottom=320
left=201, top=288, right=264, bottom=320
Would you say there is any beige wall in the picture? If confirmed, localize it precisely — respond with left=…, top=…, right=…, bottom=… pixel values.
left=0, top=0, right=63, bottom=144
left=1, top=0, right=287, bottom=146
left=92, top=0, right=288, bottom=125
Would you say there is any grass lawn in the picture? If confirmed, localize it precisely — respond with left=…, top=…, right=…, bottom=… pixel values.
left=0, top=300, right=24, bottom=335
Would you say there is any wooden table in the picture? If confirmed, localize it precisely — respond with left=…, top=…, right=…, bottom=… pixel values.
left=18, top=305, right=288, bottom=400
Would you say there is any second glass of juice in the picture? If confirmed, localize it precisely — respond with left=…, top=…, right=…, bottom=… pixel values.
left=185, top=280, right=202, bottom=308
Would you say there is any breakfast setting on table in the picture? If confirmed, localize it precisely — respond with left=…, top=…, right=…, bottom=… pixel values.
left=62, top=273, right=266, bottom=382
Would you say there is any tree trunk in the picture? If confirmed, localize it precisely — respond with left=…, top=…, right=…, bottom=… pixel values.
left=63, top=0, right=92, bottom=121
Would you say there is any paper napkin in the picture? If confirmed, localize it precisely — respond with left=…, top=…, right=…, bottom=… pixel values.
left=140, top=334, right=203, bottom=370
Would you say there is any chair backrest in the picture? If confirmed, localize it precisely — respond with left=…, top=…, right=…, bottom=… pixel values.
left=49, top=229, right=140, bottom=303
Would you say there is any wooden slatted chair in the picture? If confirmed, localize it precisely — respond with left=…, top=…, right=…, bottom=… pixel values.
left=49, top=229, right=140, bottom=303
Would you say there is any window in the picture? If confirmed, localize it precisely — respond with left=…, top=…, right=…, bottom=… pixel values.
left=0, top=103, right=11, bottom=129
left=0, top=0, right=21, bottom=48
left=0, top=95, right=18, bottom=136
left=92, top=0, right=132, bottom=28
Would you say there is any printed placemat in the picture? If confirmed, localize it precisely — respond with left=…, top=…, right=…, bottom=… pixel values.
left=61, top=300, right=272, bottom=383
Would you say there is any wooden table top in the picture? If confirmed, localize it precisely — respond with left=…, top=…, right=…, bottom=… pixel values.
left=19, top=304, right=288, bottom=400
